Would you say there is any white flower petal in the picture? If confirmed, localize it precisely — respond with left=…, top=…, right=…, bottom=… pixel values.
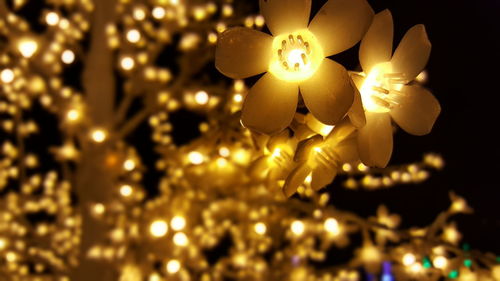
left=283, top=162, right=312, bottom=197
left=259, top=0, right=311, bottom=36
left=360, top=9, right=393, bottom=73
left=215, top=27, right=273, bottom=79
left=357, top=112, right=393, bottom=168
left=391, top=24, right=431, bottom=81
left=299, top=59, right=354, bottom=125
left=390, top=85, right=441, bottom=136
left=308, top=0, right=374, bottom=56
left=241, top=73, right=298, bottom=134
left=311, top=164, right=337, bottom=191
left=348, top=79, right=366, bottom=128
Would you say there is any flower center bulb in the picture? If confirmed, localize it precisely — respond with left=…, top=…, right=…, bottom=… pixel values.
left=268, top=29, right=324, bottom=83
left=359, top=62, right=407, bottom=113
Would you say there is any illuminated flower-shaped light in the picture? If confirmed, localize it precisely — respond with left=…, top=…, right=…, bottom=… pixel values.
left=369, top=205, right=401, bottom=245
left=249, top=129, right=298, bottom=184
left=283, top=119, right=358, bottom=196
left=216, top=0, right=374, bottom=134
left=350, top=10, right=441, bottom=167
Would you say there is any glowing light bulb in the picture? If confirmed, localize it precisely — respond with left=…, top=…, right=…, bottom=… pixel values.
left=45, top=12, right=60, bottom=26
left=173, top=232, right=188, bottom=246
left=150, top=220, right=168, bottom=237
left=119, top=184, right=133, bottom=197
left=126, top=29, right=141, bottom=43
left=268, top=29, right=324, bottom=82
left=324, top=218, right=340, bottom=235
left=218, top=147, right=230, bottom=157
left=291, top=220, right=305, bottom=236
left=66, top=109, right=80, bottom=122
left=402, top=253, right=416, bottom=266
left=433, top=256, right=448, bottom=269
left=5, top=252, right=16, bottom=262
left=254, top=222, right=267, bottom=235
left=0, top=238, right=7, bottom=250
left=233, top=93, right=243, bottom=103
left=194, top=90, right=209, bottom=105
left=152, top=7, right=166, bottom=19
left=133, top=8, right=146, bottom=21
left=120, top=56, right=135, bottom=70
left=166, top=259, right=180, bottom=274
left=93, top=203, right=105, bottom=215
left=1, top=69, right=15, bottom=83
left=18, top=38, right=38, bottom=58
left=410, top=262, right=423, bottom=273
left=123, top=159, right=136, bottom=171
left=187, top=151, right=204, bottom=165
left=271, top=148, right=281, bottom=158
left=170, top=216, right=186, bottom=231
left=61, top=50, right=75, bottom=64
left=90, top=129, right=107, bottom=143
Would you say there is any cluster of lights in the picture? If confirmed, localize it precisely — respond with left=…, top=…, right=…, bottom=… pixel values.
left=0, top=0, right=496, bottom=281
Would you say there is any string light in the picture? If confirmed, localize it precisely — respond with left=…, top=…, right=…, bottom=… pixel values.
left=61, top=50, right=75, bottom=64
left=150, top=220, right=168, bottom=238
left=1, top=69, right=14, bottom=83
left=166, top=260, right=180, bottom=274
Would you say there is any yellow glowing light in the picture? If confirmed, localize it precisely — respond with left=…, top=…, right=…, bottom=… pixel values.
left=59, top=19, right=70, bottom=30
left=173, top=232, right=188, bottom=246
left=150, top=220, right=168, bottom=237
left=152, top=7, right=166, bottom=19
left=61, top=49, right=75, bottom=64
left=45, top=12, right=60, bottom=26
left=166, top=259, right=180, bottom=274
left=219, top=147, right=230, bottom=157
left=254, top=222, right=267, bottom=235
left=216, top=157, right=228, bottom=167
left=66, top=109, right=80, bottom=122
left=402, top=253, right=416, bottom=266
left=359, top=62, right=405, bottom=113
left=233, top=93, right=243, bottom=103
left=304, top=174, right=312, bottom=184
left=90, top=129, right=107, bottom=143
left=409, top=262, right=423, bottom=273
left=5, top=251, right=16, bottom=262
left=324, top=218, right=340, bottom=235
left=187, top=151, right=204, bottom=165
left=268, top=29, right=324, bottom=82
left=313, top=147, right=322, bottom=153
left=433, top=256, right=448, bottom=269
left=361, top=245, right=382, bottom=263
left=342, top=163, right=352, bottom=172
left=126, top=29, right=141, bottom=43
left=1, top=69, right=15, bottom=83
left=120, top=56, right=135, bottom=70
left=133, top=8, right=146, bottom=21
left=119, top=184, right=133, bottom=197
left=18, top=38, right=38, bottom=58
left=123, top=159, right=136, bottom=171
left=255, top=15, right=265, bottom=27
left=291, top=220, right=305, bottom=236
left=0, top=238, right=7, bottom=250
left=93, top=203, right=105, bottom=215
left=271, top=148, right=281, bottom=158
left=357, top=163, right=369, bottom=172
left=170, top=216, right=186, bottom=231
left=194, top=90, right=209, bottom=105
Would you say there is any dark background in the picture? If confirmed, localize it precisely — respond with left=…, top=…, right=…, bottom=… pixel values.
left=317, top=0, right=500, bottom=254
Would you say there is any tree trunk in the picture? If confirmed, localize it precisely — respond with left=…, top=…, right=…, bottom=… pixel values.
left=71, top=0, right=118, bottom=280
